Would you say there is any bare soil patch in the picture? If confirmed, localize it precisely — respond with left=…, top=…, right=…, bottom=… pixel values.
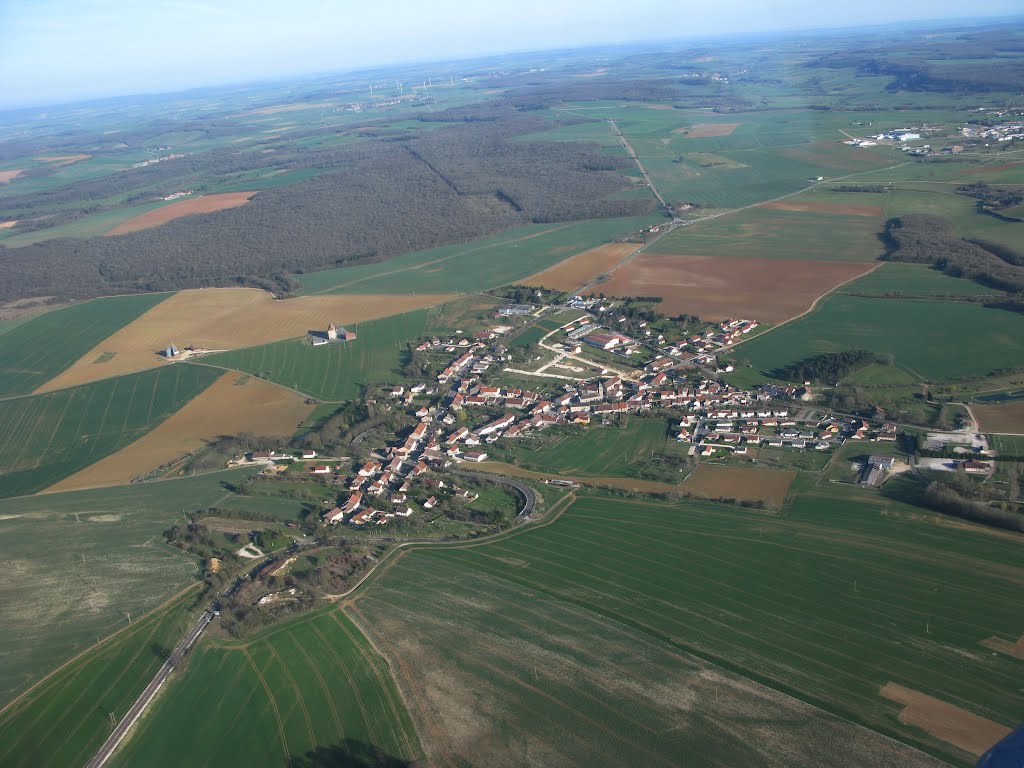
left=982, top=634, right=1024, bottom=659
left=0, top=170, right=24, bottom=184
left=46, top=373, right=313, bottom=491
left=973, top=400, right=1024, bottom=434
left=759, top=200, right=883, bottom=217
left=523, top=243, right=637, bottom=291
left=0, top=220, right=17, bottom=229
left=880, top=682, right=1010, bottom=756
left=959, top=160, right=1024, bottom=175
left=587, top=254, right=872, bottom=323
left=36, top=154, right=91, bottom=166
left=106, top=192, right=257, bottom=235
left=37, top=287, right=456, bottom=392
left=682, top=463, right=795, bottom=507
left=672, top=123, right=740, bottom=138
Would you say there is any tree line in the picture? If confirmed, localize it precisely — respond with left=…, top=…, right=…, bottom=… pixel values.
left=771, top=350, right=878, bottom=384
left=882, top=214, right=1024, bottom=295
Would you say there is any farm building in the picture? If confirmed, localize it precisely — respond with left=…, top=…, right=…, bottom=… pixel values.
left=310, top=323, right=357, bottom=346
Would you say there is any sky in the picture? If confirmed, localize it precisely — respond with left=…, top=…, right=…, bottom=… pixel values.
left=0, top=0, right=1020, bottom=109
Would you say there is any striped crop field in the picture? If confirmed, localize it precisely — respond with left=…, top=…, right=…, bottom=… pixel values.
left=205, top=309, right=430, bottom=401
left=352, top=490, right=1023, bottom=766
left=0, top=293, right=169, bottom=397
left=112, top=610, right=422, bottom=768
left=0, top=364, right=219, bottom=497
left=0, top=590, right=199, bottom=768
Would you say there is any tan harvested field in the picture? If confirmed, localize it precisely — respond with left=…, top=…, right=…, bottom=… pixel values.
left=982, top=634, right=1024, bottom=660
left=759, top=200, right=884, bottom=217
left=973, top=401, right=1024, bottom=434
left=106, top=192, right=257, bottom=235
left=682, top=463, right=795, bottom=507
left=36, top=154, right=91, bottom=165
left=37, top=287, right=457, bottom=392
left=0, top=220, right=16, bottom=229
left=673, top=123, right=740, bottom=138
left=587, top=254, right=873, bottom=323
left=46, top=373, right=312, bottom=492
left=0, top=170, right=24, bottom=184
left=523, top=243, right=637, bottom=291
left=880, top=683, right=1010, bottom=756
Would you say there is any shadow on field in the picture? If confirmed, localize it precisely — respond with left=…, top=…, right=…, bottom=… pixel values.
left=290, top=740, right=416, bottom=768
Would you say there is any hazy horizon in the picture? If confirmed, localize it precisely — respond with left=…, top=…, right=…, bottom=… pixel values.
left=1, top=0, right=1021, bottom=111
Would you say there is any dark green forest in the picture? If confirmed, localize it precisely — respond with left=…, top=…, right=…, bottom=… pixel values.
left=0, top=113, right=654, bottom=302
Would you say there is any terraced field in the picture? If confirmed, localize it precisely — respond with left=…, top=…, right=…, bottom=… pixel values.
left=0, top=364, right=219, bottom=497
left=0, top=293, right=169, bottom=396
left=353, top=490, right=1024, bottom=766
left=112, top=610, right=422, bottom=768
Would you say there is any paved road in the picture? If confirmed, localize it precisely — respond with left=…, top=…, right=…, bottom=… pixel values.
left=608, top=118, right=673, bottom=215
left=84, top=610, right=213, bottom=768
left=84, top=558, right=269, bottom=768
left=453, top=470, right=537, bottom=517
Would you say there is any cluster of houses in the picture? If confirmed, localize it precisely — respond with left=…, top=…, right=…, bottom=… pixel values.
left=960, top=121, right=1024, bottom=143
left=310, top=323, right=357, bottom=347
left=678, top=409, right=899, bottom=459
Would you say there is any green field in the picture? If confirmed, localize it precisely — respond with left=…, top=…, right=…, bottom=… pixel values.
left=650, top=205, right=885, bottom=262
left=504, top=419, right=671, bottom=477
left=296, top=215, right=662, bottom=295
left=113, top=609, right=422, bottom=768
left=991, top=433, right=1024, bottom=456
left=0, top=590, right=199, bottom=768
left=0, top=293, right=169, bottom=396
left=841, top=262, right=1002, bottom=297
left=206, top=309, right=430, bottom=401
left=353, top=490, right=1024, bottom=766
left=735, top=294, right=1024, bottom=381
left=0, top=469, right=262, bottom=707
left=520, top=106, right=905, bottom=208
left=0, top=364, right=219, bottom=497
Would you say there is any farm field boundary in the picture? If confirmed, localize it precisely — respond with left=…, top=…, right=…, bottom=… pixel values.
left=47, top=372, right=314, bottom=492
left=0, top=364, right=220, bottom=498
left=37, top=287, right=456, bottom=393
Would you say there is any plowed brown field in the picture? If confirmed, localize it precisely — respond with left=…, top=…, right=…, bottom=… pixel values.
left=681, top=463, right=795, bottom=507
left=36, top=287, right=457, bottom=392
left=523, top=243, right=637, bottom=290
left=672, top=123, right=740, bottom=138
left=973, top=401, right=1024, bottom=433
left=0, top=170, right=24, bottom=184
left=106, top=192, right=257, bottom=235
left=759, top=200, right=883, bottom=217
left=586, top=254, right=873, bottom=323
left=880, top=682, right=1010, bottom=756
left=36, top=154, right=91, bottom=166
left=46, top=373, right=313, bottom=492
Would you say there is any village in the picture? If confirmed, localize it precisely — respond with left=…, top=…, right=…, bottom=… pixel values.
left=227, top=301, right=995, bottom=528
